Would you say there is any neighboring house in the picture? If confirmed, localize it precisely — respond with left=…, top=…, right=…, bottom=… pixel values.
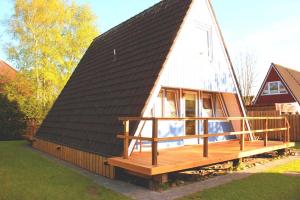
left=0, top=60, right=17, bottom=93
left=252, top=63, right=300, bottom=113
left=0, top=60, right=17, bottom=85
left=33, top=0, right=293, bottom=181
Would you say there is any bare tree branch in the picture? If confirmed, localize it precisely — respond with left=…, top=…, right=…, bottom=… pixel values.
left=234, top=51, right=257, bottom=106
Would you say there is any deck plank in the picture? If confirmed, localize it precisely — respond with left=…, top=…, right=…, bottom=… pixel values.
left=108, top=140, right=295, bottom=175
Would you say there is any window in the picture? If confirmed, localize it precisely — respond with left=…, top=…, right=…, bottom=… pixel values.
left=194, top=23, right=213, bottom=62
left=165, top=90, right=178, bottom=117
left=202, top=94, right=213, bottom=117
left=262, top=81, right=287, bottom=95
left=152, top=89, right=179, bottom=117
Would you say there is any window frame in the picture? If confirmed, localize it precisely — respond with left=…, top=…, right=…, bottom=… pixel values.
left=261, top=81, right=288, bottom=96
left=195, top=23, right=213, bottom=62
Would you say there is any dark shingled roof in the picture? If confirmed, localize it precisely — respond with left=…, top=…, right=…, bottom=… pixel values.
left=36, top=0, right=193, bottom=157
left=273, top=63, right=300, bottom=105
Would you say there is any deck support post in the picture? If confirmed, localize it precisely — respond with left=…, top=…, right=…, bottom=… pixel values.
left=153, top=174, right=168, bottom=184
left=203, top=119, right=208, bottom=157
left=240, top=119, right=245, bottom=151
left=264, top=119, right=268, bottom=146
left=152, top=118, right=158, bottom=166
left=123, top=120, right=129, bottom=159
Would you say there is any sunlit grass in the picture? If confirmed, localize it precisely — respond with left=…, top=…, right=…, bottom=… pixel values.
left=0, top=141, right=130, bottom=200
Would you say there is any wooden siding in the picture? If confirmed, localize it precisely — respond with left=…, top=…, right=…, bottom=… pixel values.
left=248, top=111, right=300, bottom=142
left=32, top=139, right=115, bottom=179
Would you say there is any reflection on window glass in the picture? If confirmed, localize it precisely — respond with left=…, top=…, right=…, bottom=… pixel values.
left=262, top=84, right=269, bottom=95
left=269, top=82, right=278, bottom=94
left=262, top=81, right=288, bottom=95
left=203, top=98, right=212, bottom=109
left=185, top=93, right=196, bottom=135
left=165, top=91, right=178, bottom=117
left=202, top=95, right=213, bottom=117
left=279, top=82, right=287, bottom=93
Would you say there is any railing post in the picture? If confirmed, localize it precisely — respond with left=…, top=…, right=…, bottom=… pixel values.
left=287, top=118, right=290, bottom=142
left=284, top=117, right=289, bottom=143
left=264, top=119, right=268, bottom=146
left=203, top=119, right=208, bottom=157
left=123, top=120, right=129, bottom=159
left=240, top=119, right=245, bottom=151
left=152, top=118, right=158, bottom=166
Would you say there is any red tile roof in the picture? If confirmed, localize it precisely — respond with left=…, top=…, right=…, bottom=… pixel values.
left=273, top=63, right=300, bottom=105
left=0, top=60, right=17, bottom=81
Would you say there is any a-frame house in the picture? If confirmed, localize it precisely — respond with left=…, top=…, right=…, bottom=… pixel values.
left=253, top=63, right=300, bottom=113
left=33, top=0, right=293, bottom=181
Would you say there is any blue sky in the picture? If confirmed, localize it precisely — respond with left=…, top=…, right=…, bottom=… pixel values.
left=1, top=0, right=300, bottom=93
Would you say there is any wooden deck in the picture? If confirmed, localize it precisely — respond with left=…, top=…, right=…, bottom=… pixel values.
left=108, top=140, right=295, bottom=176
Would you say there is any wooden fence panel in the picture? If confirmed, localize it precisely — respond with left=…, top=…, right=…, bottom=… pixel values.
left=248, top=111, right=300, bottom=142
left=32, top=139, right=115, bottom=179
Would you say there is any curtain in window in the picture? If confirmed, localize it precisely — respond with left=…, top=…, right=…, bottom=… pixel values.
left=165, top=91, right=178, bottom=117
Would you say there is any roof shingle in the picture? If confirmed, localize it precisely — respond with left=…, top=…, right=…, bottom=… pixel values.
left=36, top=0, right=192, bottom=156
left=273, top=63, right=300, bottom=105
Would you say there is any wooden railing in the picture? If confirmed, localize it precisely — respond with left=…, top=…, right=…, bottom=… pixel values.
left=117, top=116, right=290, bottom=166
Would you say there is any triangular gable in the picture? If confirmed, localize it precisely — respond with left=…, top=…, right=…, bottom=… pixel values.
left=253, top=63, right=298, bottom=105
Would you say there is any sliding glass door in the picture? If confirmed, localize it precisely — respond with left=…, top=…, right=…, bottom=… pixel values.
left=184, top=92, right=198, bottom=145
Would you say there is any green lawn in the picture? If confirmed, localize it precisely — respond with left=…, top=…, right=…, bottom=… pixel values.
left=294, top=142, right=300, bottom=150
left=180, top=148, right=300, bottom=200
left=0, top=141, right=130, bottom=200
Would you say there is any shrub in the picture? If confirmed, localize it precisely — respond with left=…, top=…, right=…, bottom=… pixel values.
left=0, top=94, right=26, bottom=140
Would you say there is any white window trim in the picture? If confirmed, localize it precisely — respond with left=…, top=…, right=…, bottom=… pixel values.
left=261, top=81, right=288, bottom=96
left=195, top=22, right=213, bottom=62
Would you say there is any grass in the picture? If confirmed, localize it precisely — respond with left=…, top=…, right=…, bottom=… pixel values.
left=294, top=142, right=300, bottom=150
left=0, top=141, right=130, bottom=200
left=180, top=151, right=300, bottom=200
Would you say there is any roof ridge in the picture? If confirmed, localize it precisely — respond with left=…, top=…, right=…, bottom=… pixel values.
left=273, top=63, right=299, bottom=72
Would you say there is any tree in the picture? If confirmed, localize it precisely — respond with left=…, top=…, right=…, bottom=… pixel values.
left=4, top=0, right=99, bottom=120
left=2, top=73, right=38, bottom=120
left=0, top=94, right=26, bottom=140
left=234, top=51, right=257, bottom=106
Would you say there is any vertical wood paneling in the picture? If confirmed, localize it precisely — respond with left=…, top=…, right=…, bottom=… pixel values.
left=32, top=139, right=115, bottom=179
left=248, top=111, right=300, bottom=142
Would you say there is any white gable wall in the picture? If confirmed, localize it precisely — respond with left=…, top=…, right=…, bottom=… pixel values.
left=128, top=0, right=248, bottom=154
left=160, top=0, right=236, bottom=93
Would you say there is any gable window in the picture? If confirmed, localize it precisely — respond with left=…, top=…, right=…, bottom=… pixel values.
left=194, top=23, right=213, bottom=62
left=262, top=81, right=287, bottom=95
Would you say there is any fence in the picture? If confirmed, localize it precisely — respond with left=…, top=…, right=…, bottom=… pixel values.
left=248, top=111, right=300, bottom=142
left=23, top=119, right=40, bottom=140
